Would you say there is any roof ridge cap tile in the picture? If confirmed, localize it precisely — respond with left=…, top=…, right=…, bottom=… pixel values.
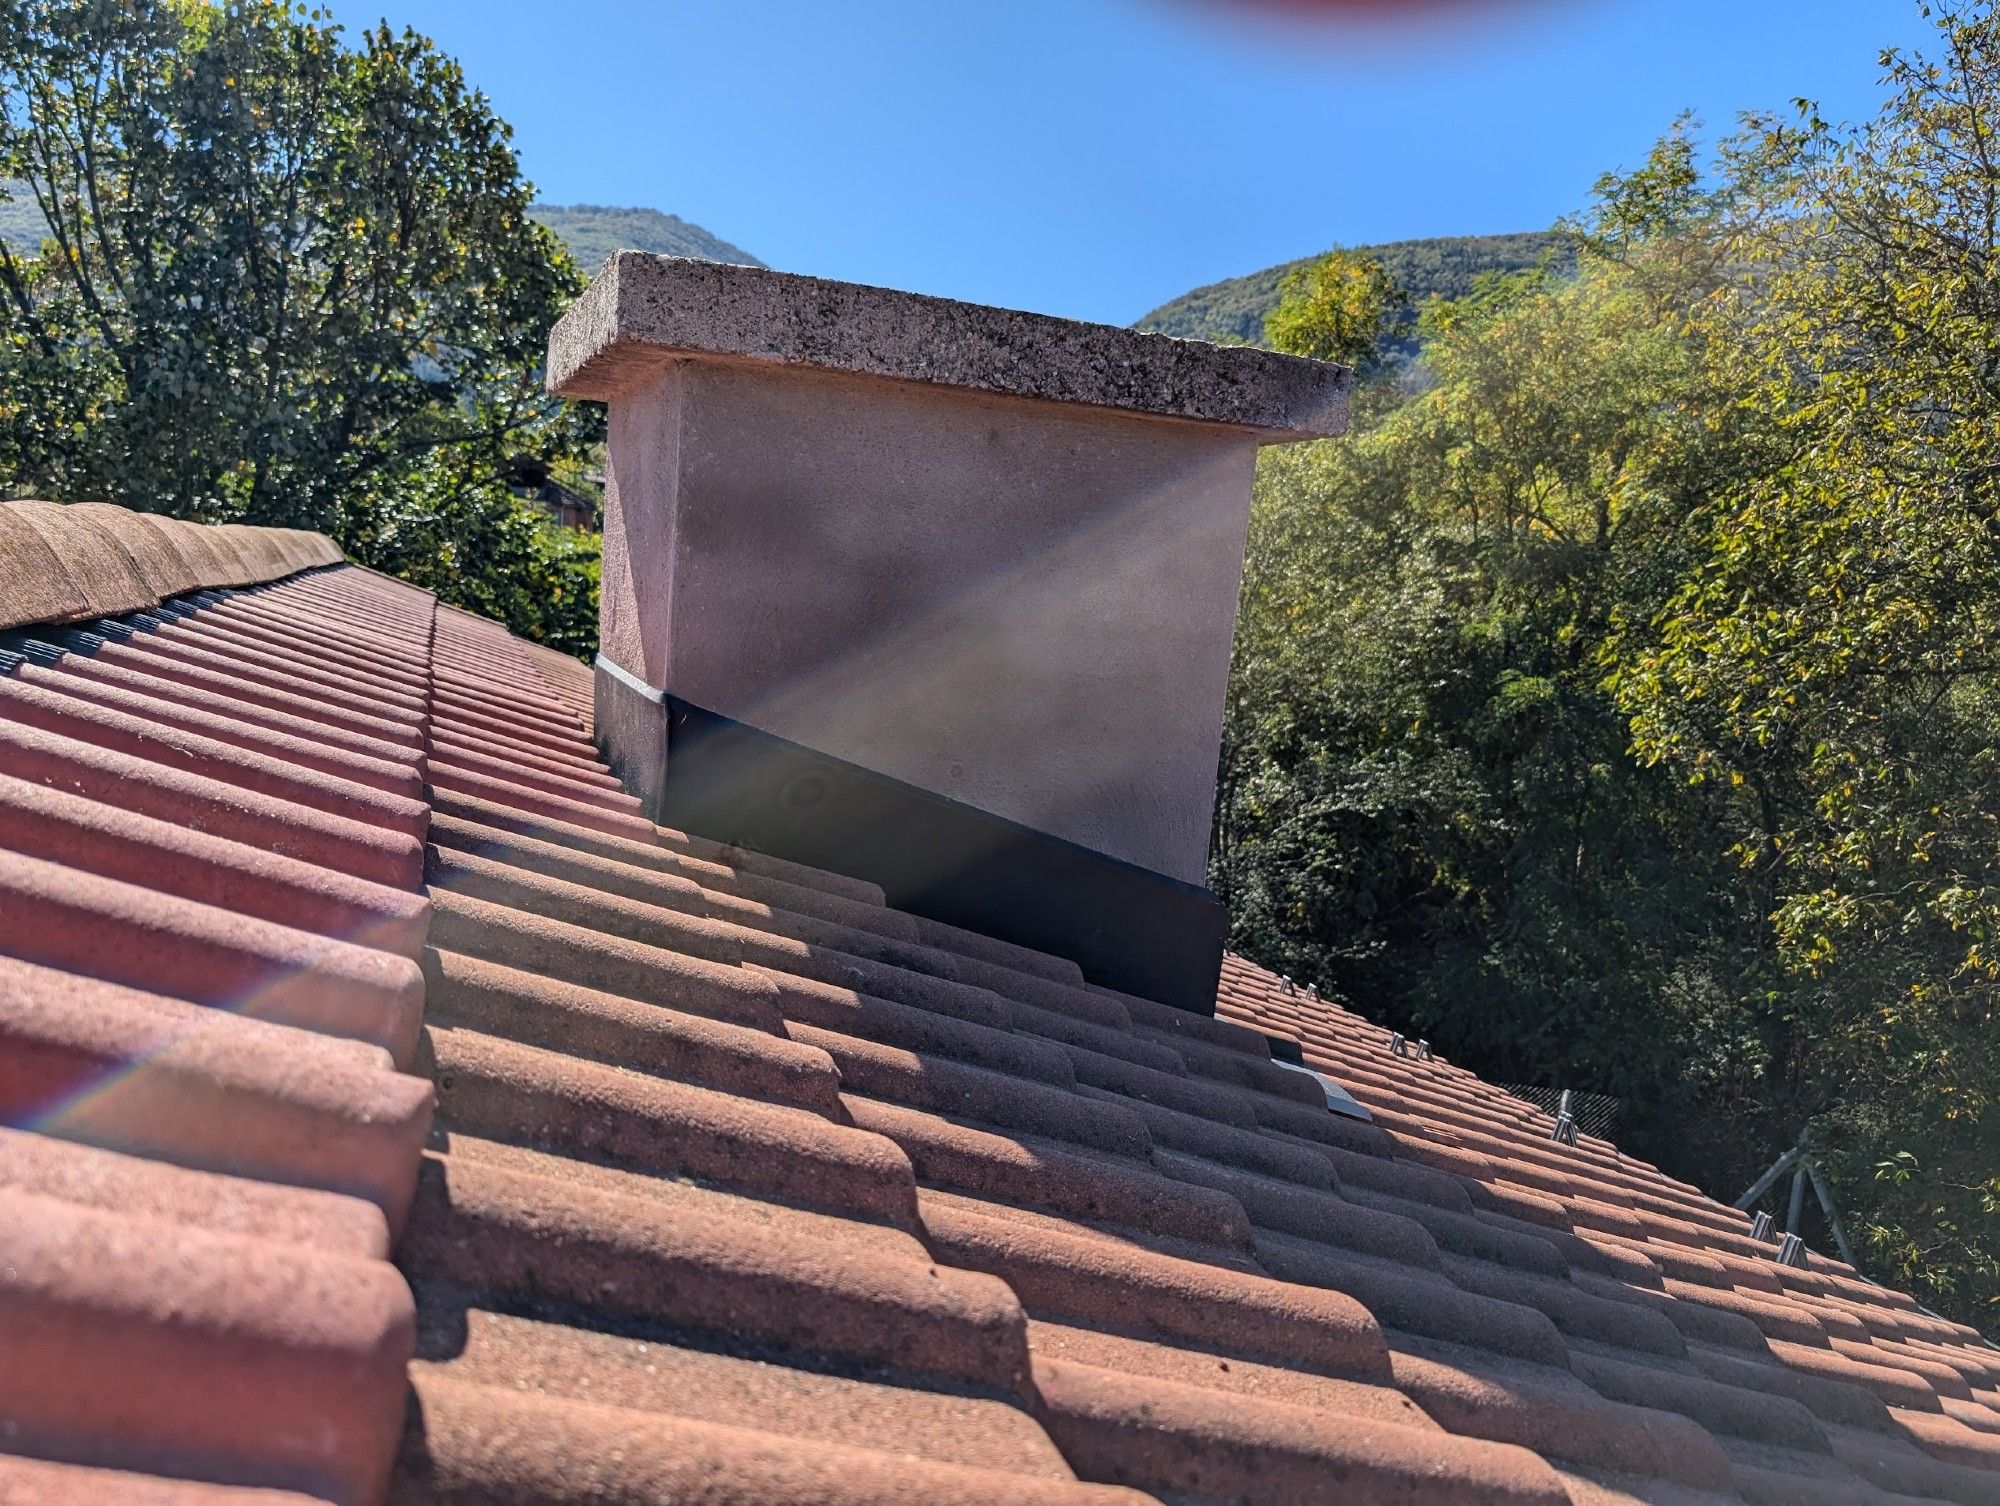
left=0, top=499, right=343, bottom=631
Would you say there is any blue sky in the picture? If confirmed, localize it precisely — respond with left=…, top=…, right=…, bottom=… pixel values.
left=388, top=0, right=1936, bottom=326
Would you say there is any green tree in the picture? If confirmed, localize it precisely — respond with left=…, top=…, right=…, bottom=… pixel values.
left=1262, top=248, right=1407, bottom=371
left=0, top=0, right=599, bottom=651
left=1607, top=2, right=2000, bottom=1318
left=1224, top=25, right=2000, bottom=1324
left=345, top=451, right=599, bottom=658
left=1220, top=129, right=1770, bottom=1180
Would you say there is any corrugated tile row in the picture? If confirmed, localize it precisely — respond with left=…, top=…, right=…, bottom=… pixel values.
left=1, top=557, right=435, bottom=1506
left=2, top=507, right=1997, bottom=1506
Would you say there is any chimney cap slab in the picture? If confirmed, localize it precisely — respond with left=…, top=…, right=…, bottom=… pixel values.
left=548, top=253, right=1350, bottom=441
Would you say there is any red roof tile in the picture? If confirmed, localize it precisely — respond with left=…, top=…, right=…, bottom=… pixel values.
left=2, top=500, right=1998, bottom=1506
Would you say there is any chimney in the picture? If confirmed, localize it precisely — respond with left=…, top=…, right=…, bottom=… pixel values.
left=548, top=255, right=1347, bottom=1010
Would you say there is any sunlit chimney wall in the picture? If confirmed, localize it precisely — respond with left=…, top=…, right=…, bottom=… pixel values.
left=549, top=255, right=1348, bottom=1008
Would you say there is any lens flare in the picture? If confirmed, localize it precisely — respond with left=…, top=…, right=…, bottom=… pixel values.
left=1163, top=0, right=1571, bottom=40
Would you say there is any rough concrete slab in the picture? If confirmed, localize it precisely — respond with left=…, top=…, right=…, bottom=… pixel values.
left=547, top=254, right=1350, bottom=442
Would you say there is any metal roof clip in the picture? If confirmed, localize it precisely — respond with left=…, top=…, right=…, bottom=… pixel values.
left=1388, top=1032, right=1408, bottom=1057
left=1776, top=1233, right=1809, bottom=1268
left=1551, top=1091, right=1580, bottom=1145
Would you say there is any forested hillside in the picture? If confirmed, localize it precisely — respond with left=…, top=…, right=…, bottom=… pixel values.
left=1139, top=230, right=1570, bottom=346
left=530, top=203, right=762, bottom=270
left=0, top=189, right=763, bottom=274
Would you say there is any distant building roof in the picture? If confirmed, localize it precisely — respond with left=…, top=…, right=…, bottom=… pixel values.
left=3, top=497, right=1998, bottom=1504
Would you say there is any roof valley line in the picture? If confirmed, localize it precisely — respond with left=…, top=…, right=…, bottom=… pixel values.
left=0, top=257, right=1994, bottom=1506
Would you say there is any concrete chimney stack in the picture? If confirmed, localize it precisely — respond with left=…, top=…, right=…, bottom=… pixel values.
left=548, top=255, right=1348, bottom=1009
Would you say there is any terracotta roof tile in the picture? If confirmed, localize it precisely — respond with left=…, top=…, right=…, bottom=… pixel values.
left=1, top=1191, right=412, bottom=1505
left=4, top=501, right=1998, bottom=1505
left=0, top=1450, right=331, bottom=1505
left=0, top=1131, right=391, bottom=1260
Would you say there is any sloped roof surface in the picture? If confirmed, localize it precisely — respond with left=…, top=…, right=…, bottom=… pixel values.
left=2, top=501, right=1998, bottom=1506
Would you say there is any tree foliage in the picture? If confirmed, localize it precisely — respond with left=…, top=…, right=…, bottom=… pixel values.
left=1136, top=230, right=1574, bottom=350
left=344, top=451, right=599, bottom=657
left=0, top=0, right=599, bottom=652
left=1222, top=14, right=2000, bottom=1325
left=1262, top=249, right=1406, bottom=371
left=1609, top=4, right=2000, bottom=1316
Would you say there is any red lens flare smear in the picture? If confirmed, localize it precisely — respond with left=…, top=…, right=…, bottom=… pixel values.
left=1164, top=0, right=1569, bottom=42
left=1229, top=0, right=1521, bottom=8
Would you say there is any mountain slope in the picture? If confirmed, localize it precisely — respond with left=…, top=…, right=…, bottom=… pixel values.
left=1137, top=230, right=1572, bottom=346
left=0, top=190, right=763, bottom=274
left=531, top=203, right=762, bottom=271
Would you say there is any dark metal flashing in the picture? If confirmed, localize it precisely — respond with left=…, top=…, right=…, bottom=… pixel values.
left=594, top=658, right=1227, bottom=1013
left=1262, top=1033, right=1305, bottom=1066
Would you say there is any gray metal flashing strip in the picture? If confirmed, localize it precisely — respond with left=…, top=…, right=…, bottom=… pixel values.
left=1271, top=1059, right=1375, bottom=1123
left=595, top=652, right=664, bottom=704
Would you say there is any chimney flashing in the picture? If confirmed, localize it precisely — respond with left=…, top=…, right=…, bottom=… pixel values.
left=548, top=253, right=1351, bottom=441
